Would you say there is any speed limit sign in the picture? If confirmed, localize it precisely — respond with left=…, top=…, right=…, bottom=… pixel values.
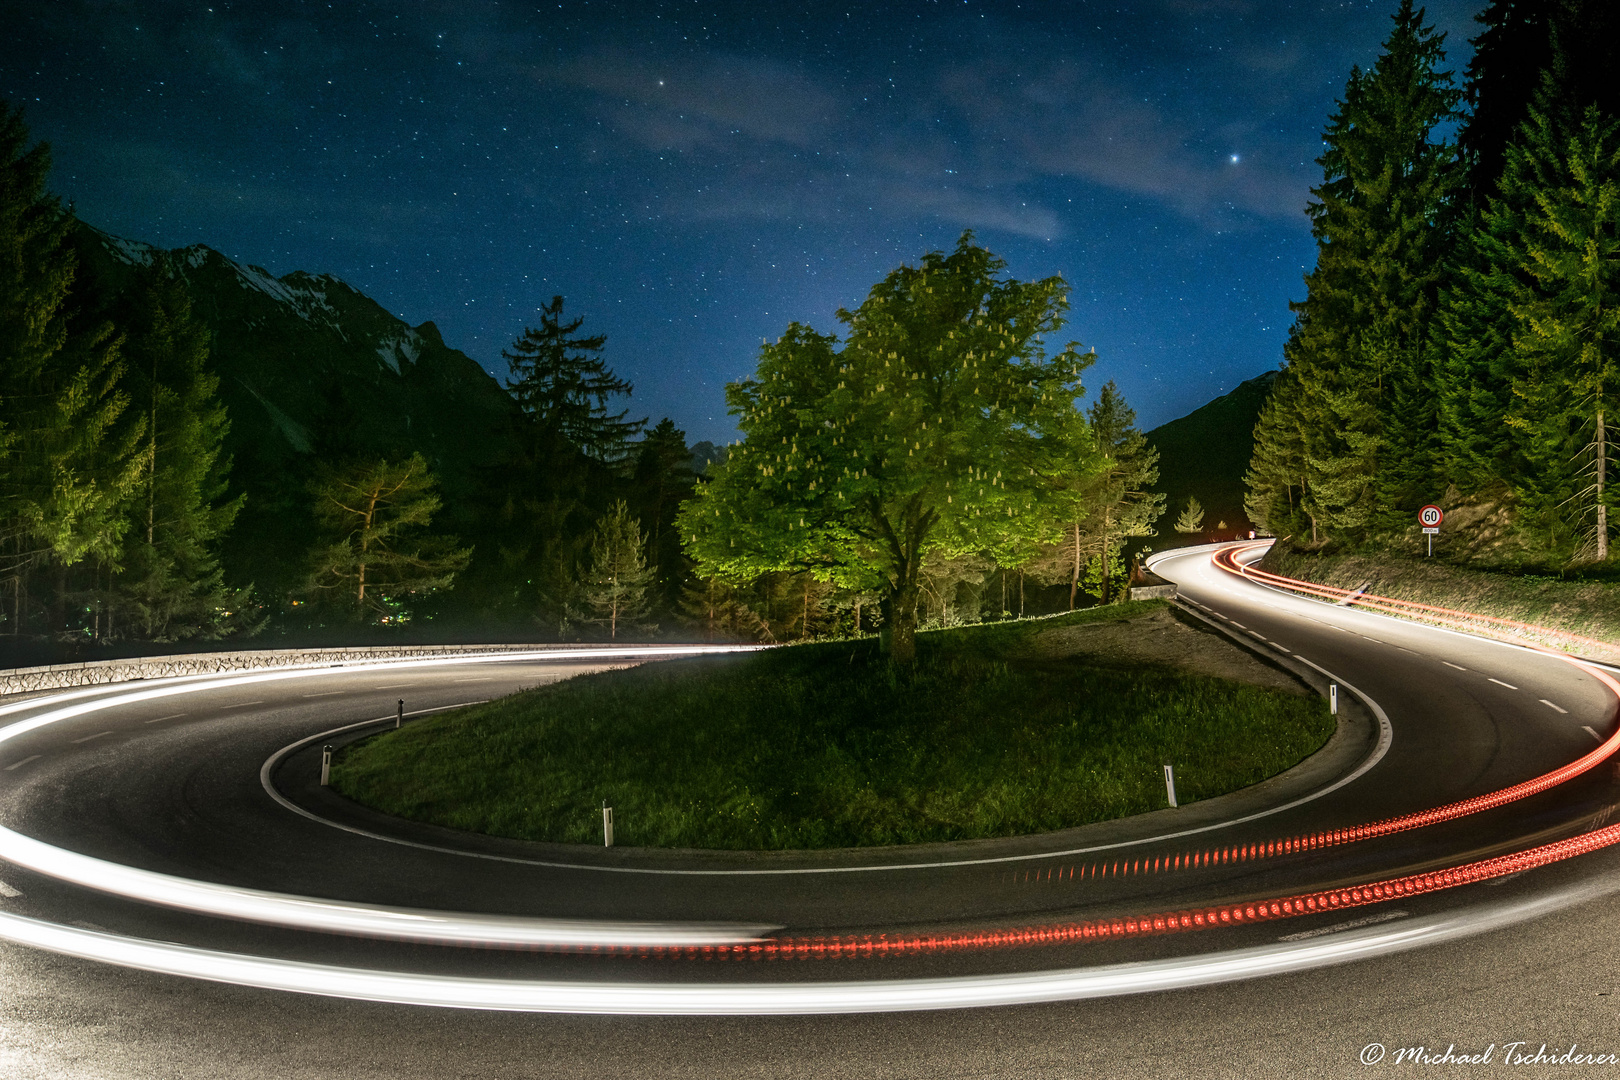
left=1419, top=505, right=1443, bottom=528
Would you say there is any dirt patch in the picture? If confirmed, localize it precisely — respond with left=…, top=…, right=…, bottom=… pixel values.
left=1029, top=606, right=1309, bottom=695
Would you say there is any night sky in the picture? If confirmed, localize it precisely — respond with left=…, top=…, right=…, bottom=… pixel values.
left=7, top=0, right=1481, bottom=445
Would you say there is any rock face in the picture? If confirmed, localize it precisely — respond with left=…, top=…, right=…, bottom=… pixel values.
left=69, top=224, right=523, bottom=603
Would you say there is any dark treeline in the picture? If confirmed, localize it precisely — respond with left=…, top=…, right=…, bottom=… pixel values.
left=1247, top=0, right=1620, bottom=569
left=1, top=104, right=1168, bottom=662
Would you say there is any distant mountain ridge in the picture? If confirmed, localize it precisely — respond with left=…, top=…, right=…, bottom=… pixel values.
left=70, top=223, right=524, bottom=603
left=1146, top=370, right=1277, bottom=540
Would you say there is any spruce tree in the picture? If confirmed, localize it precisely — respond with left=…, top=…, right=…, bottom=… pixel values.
left=1244, top=365, right=1313, bottom=539
left=1459, top=0, right=1620, bottom=202
left=1496, top=103, right=1620, bottom=560
left=1283, top=1, right=1461, bottom=541
left=114, top=278, right=252, bottom=639
left=579, top=500, right=653, bottom=639
left=503, top=296, right=644, bottom=462
left=631, top=417, right=696, bottom=618
left=1174, top=496, right=1206, bottom=534
left=0, top=101, right=144, bottom=634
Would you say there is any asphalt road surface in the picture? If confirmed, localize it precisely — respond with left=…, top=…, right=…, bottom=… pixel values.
left=4, top=543, right=1620, bottom=1077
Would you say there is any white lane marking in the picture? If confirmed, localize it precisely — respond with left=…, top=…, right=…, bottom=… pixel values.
left=1247, top=630, right=1265, bottom=639
left=1273, top=644, right=1291, bottom=653
left=1230, top=621, right=1247, bottom=629
left=1277, top=910, right=1408, bottom=942
left=220, top=700, right=265, bottom=709
left=453, top=677, right=493, bottom=683
left=1541, top=699, right=1569, bottom=714
left=1443, top=661, right=1468, bottom=671
left=1488, top=678, right=1519, bottom=690
left=70, top=731, right=113, bottom=744
left=301, top=691, right=345, bottom=698
left=1586, top=726, right=1604, bottom=742
left=374, top=683, right=417, bottom=689
left=0, top=880, right=20, bottom=898
left=3, top=755, right=41, bottom=772
left=144, top=713, right=187, bottom=723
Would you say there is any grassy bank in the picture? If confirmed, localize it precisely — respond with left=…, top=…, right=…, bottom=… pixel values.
left=1260, top=546, right=1620, bottom=663
left=330, top=602, right=1333, bottom=850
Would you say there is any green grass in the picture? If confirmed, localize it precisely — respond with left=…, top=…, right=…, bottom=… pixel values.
left=330, top=602, right=1334, bottom=850
left=1261, top=546, right=1620, bottom=663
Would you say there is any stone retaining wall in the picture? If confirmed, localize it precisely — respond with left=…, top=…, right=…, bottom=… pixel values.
left=0, top=643, right=610, bottom=697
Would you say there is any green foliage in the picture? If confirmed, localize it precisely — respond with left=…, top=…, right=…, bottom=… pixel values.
left=678, top=232, right=1095, bottom=660
left=1276, top=0, right=1462, bottom=541
left=305, top=453, right=471, bottom=622
left=0, top=101, right=146, bottom=638
left=113, top=278, right=254, bottom=639
left=1025, top=381, right=1162, bottom=606
left=1496, top=103, right=1620, bottom=560
left=1174, top=496, right=1206, bottom=534
left=330, top=603, right=1334, bottom=849
left=578, top=499, right=653, bottom=639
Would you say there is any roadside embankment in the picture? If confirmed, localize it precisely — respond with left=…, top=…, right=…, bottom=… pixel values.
left=1258, top=546, right=1620, bottom=664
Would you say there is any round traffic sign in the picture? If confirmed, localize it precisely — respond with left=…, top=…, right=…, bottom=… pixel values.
left=1419, top=504, right=1443, bottom=528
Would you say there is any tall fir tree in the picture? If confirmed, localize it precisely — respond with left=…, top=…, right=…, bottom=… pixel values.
left=1492, top=102, right=1620, bottom=560
left=0, top=100, right=144, bottom=635
left=579, top=499, right=653, bottom=639
left=630, top=418, right=696, bottom=620
left=503, top=295, right=643, bottom=462
left=112, top=278, right=253, bottom=639
left=1281, top=1, right=1461, bottom=541
left=1459, top=0, right=1620, bottom=203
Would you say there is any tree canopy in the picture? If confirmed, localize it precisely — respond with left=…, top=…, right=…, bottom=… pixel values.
left=678, top=233, right=1095, bottom=661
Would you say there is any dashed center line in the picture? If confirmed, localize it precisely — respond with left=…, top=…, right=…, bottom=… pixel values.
left=220, top=701, right=265, bottom=709
left=1442, top=661, right=1468, bottom=671
left=144, top=713, right=186, bottom=724
left=375, top=683, right=416, bottom=690
left=1541, top=700, right=1569, bottom=715
left=1273, top=645, right=1291, bottom=653
left=1487, top=678, right=1518, bottom=690
left=453, top=677, right=493, bottom=683
left=1230, top=621, right=1247, bottom=629
left=301, top=691, right=345, bottom=698
left=0, top=879, right=20, bottom=899
left=3, top=755, right=41, bottom=772
left=70, top=731, right=113, bottom=744
left=1585, top=726, right=1604, bottom=742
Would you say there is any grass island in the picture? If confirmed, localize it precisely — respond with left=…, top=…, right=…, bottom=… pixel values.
left=329, top=601, right=1334, bottom=850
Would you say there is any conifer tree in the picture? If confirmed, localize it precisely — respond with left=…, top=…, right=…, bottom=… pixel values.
left=1494, top=103, right=1620, bottom=560
left=631, top=418, right=696, bottom=617
left=305, top=454, right=471, bottom=621
left=580, top=499, right=653, bottom=639
left=679, top=573, right=765, bottom=641
left=0, top=101, right=144, bottom=633
left=1281, top=1, right=1461, bottom=541
left=503, top=296, right=644, bottom=461
left=1174, top=496, right=1206, bottom=534
left=113, top=278, right=253, bottom=639
left=1076, top=382, right=1163, bottom=604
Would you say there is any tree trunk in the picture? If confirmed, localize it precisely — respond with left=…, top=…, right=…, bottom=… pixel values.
left=1598, top=407, right=1608, bottom=562
left=1068, top=521, right=1080, bottom=610
left=887, top=580, right=918, bottom=662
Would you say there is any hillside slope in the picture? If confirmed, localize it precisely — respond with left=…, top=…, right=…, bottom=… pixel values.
left=69, top=224, right=525, bottom=605
left=1147, top=370, right=1276, bottom=541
